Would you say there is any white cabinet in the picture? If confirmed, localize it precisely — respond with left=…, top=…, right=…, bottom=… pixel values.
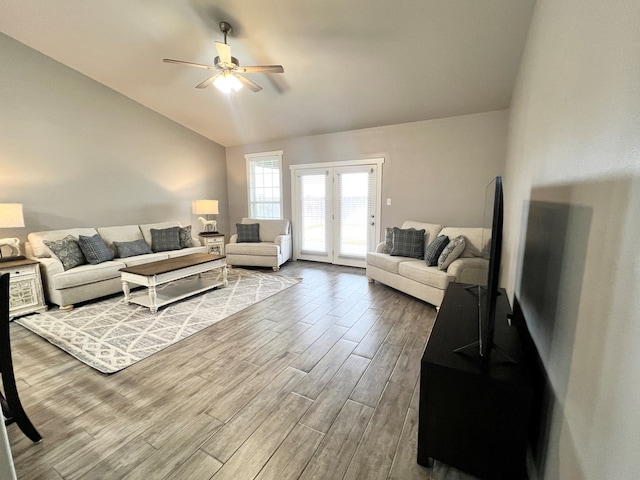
left=0, top=259, right=47, bottom=319
left=199, top=234, right=225, bottom=256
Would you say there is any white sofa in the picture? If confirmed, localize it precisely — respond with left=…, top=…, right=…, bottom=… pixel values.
left=225, top=218, right=292, bottom=271
left=366, top=221, right=489, bottom=308
left=26, top=221, right=206, bottom=309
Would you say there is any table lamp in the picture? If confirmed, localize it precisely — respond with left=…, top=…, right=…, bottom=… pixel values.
left=0, top=203, right=26, bottom=262
left=192, top=199, right=219, bottom=233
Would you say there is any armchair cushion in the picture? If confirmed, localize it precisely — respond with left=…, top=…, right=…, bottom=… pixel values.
left=236, top=223, right=261, bottom=243
left=240, top=218, right=290, bottom=242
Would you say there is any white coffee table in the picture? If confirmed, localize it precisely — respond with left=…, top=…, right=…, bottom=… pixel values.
left=119, top=253, right=227, bottom=313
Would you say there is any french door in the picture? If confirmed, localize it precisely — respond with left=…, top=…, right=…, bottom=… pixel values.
left=291, top=160, right=383, bottom=268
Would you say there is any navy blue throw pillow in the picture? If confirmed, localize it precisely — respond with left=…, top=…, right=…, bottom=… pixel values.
left=237, top=223, right=260, bottom=243
left=424, top=235, right=450, bottom=266
left=390, top=227, right=425, bottom=259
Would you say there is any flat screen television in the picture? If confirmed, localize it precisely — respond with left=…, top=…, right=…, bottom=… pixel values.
left=479, top=175, right=504, bottom=357
left=455, top=175, right=504, bottom=358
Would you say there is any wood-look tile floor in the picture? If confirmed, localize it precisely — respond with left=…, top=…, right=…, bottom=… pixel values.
left=7, top=261, right=479, bottom=480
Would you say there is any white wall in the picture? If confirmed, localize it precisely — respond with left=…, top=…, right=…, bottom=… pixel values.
left=503, top=0, right=640, bottom=478
left=226, top=110, right=508, bottom=233
left=0, top=33, right=228, bottom=243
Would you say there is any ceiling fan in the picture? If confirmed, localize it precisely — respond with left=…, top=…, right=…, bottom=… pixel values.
left=163, top=21, right=284, bottom=94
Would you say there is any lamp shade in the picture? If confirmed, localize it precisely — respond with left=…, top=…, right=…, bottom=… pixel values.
left=192, top=200, right=219, bottom=215
left=0, top=204, right=25, bottom=228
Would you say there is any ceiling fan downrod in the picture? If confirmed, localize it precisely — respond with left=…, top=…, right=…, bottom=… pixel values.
left=219, top=21, right=232, bottom=45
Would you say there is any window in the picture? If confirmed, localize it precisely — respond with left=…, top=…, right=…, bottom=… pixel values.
left=245, top=151, right=283, bottom=219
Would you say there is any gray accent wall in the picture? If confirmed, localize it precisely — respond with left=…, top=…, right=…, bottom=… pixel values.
left=0, top=33, right=227, bottom=244
left=503, top=0, right=640, bottom=479
left=226, top=109, right=508, bottom=235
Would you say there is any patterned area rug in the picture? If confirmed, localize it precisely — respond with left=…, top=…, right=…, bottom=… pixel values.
left=16, top=268, right=300, bottom=374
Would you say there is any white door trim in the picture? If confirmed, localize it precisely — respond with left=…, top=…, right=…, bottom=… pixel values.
left=290, top=158, right=384, bottom=266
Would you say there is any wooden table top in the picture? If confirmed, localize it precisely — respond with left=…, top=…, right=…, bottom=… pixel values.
left=0, top=257, right=38, bottom=269
left=119, top=253, right=225, bottom=277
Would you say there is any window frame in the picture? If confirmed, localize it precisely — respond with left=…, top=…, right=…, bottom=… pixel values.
left=245, top=150, right=284, bottom=219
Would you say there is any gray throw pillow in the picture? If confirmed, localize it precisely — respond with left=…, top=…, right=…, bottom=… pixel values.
left=78, top=234, right=114, bottom=265
left=237, top=223, right=260, bottom=243
left=438, top=235, right=467, bottom=270
left=151, top=227, right=181, bottom=252
left=179, top=225, right=194, bottom=248
left=382, top=227, right=394, bottom=254
left=113, top=239, right=153, bottom=258
left=424, top=235, right=450, bottom=266
left=390, top=227, right=425, bottom=259
left=43, top=235, right=87, bottom=271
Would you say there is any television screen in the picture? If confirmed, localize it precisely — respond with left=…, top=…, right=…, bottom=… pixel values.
left=479, top=176, right=503, bottom=357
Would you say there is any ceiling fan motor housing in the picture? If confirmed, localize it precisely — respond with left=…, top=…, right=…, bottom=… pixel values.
left=214, top=56, right=240, bottom=68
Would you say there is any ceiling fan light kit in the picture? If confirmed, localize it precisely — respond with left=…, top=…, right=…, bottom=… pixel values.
left=163, top=21, right=284, bottom=95
left=214, top=72, right=243, bottom=93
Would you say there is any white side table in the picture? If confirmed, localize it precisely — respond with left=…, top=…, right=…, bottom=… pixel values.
left=198, top=233, right=225, bottom=256
left=0, top=258, right=47, bottom=319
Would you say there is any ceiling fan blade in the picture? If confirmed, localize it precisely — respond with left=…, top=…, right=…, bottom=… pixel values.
left=237, top=65, right=284, bottom=74
left=163, top=58, right=216, bottom=70
left=236, top=74, right=263, bottom=92
left=195, top=74, right=219, bottom=89
left=215, top=42, right=232, bottom=65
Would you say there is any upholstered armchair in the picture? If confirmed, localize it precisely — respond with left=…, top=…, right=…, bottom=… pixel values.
left=225, top=218, right=292, bottom=271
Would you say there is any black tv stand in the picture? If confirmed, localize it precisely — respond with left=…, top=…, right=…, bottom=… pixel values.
left=417, top=282, right=532, bottom=479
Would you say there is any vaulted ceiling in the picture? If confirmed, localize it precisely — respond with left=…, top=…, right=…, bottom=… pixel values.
left=0, top=0, right=535, bottom=147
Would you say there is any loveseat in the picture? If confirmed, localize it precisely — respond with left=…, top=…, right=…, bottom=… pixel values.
left=225, top=218, right=292, bottom=271
left=26, top=221, right=206, bottom=309
left=366, top=221, right=489, bottom=308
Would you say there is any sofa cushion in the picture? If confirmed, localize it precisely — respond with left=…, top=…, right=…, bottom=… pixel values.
left=424, top=235, right=450, bottom=266
left=78, top=234, right=115, bottom=265
left=140, top=221, right=181, bottom=247
left=97, top=225, right=144, bottom=252
left=381, top=227, right=394, bottom=254
left=226, top=242, right=280, bottom=257
left=120, top=252, right=169, bottom=267
left=51, top=260, right=124, bottom=289
left=179, top=226, right=194, bottom=248
left=438, top=235, right=466, bottom=270
left=401, top=221, right=443, bottom=247
left=237, top=223, right=261, bottom=243
left=28, top=228, right=98, bottom=258
left=151, top=227, right=181, bottom=252
left=241, top=218, right=290, bottom=242
left=390, top=227, right=425, bottom=259
left=399, top=260, right=452, bottom=290
left=366, top=252, right=409, bottom=275
left=439, top=227, right=486, bottom=258
left=113, top=239, right=153, bottom=258
left=43, top=235, right=87, bottom=271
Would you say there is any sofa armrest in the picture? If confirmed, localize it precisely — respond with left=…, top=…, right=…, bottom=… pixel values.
left=446, top=257, right=489, bottom=285
left=274, top=234, right=293, bottom=259
left=34, top=256, right=65, bottom=278
left=273, top=234, right=290, bottom=246
left=229, top=234, right=238, bottom=244
left=375, top=242, right=386, bottom=253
